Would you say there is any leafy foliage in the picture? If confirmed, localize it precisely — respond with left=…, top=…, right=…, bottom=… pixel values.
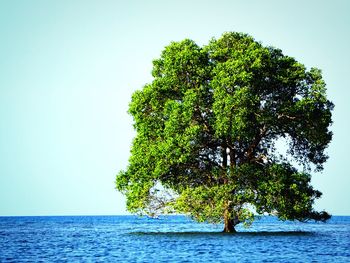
left=116, top=32, right=333, bottom=230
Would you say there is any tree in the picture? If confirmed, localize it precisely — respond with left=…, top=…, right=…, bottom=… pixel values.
left=116, top=32, right=333, bottom=232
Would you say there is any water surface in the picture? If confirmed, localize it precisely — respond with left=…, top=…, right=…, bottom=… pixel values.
left=1, top=215, right=349, bottom=262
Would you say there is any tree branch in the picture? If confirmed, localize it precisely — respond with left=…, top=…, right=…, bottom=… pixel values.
left=246, top=125, right=267, bottom=160
left=277, top=113, right=297, bottom=120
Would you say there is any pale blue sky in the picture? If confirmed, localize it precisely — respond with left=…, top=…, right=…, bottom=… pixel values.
left=0, top=0, right=349, bottom=216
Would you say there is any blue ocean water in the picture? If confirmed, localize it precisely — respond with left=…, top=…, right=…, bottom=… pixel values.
left=0, top=215, right=349, bottom=262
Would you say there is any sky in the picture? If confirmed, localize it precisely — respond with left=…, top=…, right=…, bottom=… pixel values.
left=0, top=0, right=349, bottom=216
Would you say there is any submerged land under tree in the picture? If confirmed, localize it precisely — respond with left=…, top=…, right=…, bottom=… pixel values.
left=116, top=32, right=333, bottom=232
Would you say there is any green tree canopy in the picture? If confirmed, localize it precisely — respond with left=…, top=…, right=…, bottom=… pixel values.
left=116, top=32, right=333, bottom=232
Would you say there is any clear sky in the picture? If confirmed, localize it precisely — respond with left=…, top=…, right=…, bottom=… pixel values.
left=0, top=0, right=349, bottom=216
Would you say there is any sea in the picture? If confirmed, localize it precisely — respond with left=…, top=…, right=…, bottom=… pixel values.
left=0, top=215, right=349, bottom=262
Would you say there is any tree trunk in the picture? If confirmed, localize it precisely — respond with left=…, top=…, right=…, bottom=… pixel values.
left=223, top=208, right=237, bottom=233
left=224, top=218, right=235, bottom=233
